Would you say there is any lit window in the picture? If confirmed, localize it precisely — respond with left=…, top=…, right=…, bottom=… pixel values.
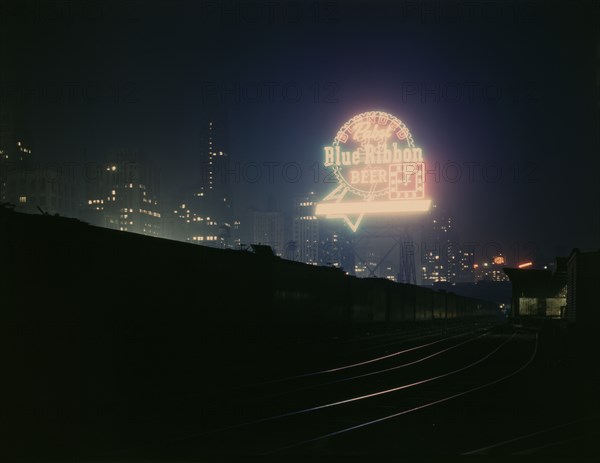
left=19, top=196, right=26, bottom=203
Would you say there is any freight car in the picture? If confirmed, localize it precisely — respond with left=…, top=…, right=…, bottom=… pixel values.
left=266, top=253, right=501, bottom=333
left=1, top=207, right=502, bottom=339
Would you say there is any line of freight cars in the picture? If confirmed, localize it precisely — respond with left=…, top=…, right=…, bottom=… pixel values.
left=266, top=256, right=501, bottom=328
left=1, top=207, right=501, bottom=336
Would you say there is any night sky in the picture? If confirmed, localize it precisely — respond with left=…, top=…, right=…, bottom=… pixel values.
left=2, top=0, right=599, bottom=262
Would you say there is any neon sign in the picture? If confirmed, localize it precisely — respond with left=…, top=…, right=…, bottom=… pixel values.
left=315, top=111, right=431, bottom=231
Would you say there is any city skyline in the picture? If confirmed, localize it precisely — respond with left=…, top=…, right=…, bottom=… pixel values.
left=1, top=0, right=599, bottom=267
left=0, top=123, right=589, bottom=279
left=3, top=1, right=600, bottom=460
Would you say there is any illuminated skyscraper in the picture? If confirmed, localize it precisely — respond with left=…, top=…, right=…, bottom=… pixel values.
left=0, top=93, right=77, bottom=216
left=162, top=116, right=236, bottom=248
left=457, top=248, right=475, bottom=283
left=474, top=256, right=509, bottom=282
left=293, top=193, right=319, bottom=265
left=166, top=198, right=221, bottom=244
left=421, top=204, right=460, bottom=284
left=0, top=82, right=32, bottom=203
left=319, top=225, right=355, bottom=273
left=81, top=149, right=161, bottom=237
left=202, top=119, right=231, bottom=211
left=197, top=117, right=233, bottom=246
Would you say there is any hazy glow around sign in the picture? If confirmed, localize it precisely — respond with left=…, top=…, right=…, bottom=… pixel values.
left=316, top=110, right=431, bottom=231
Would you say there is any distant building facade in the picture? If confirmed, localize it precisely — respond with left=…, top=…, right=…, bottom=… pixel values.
left=81, top=150, right=161, bottom=237
left=421, top=205, right=462, bottom=284
left=6, top=166, right=78, bottom=217
left=319, top=224, right=355, bottom=273
left=475, top=255, right=509, bottom=282
left=293, top=193, right=319, bottom=265
left=163, top=116, right=237, bottom=247
left=1, top=122, right=79, bottom=218
left=0, top=77, right=31, bottom=203
left=253, top=211, right=285, bottom=256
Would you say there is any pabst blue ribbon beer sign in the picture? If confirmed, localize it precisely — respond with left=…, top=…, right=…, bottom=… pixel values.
left=315, top=111, right=431, bottom=231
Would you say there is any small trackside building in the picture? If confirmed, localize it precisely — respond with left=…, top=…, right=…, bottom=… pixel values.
left=503, top=257, right=567, bottom=321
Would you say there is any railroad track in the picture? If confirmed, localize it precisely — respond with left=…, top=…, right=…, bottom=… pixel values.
left=108, top=325, right=545, bottom=459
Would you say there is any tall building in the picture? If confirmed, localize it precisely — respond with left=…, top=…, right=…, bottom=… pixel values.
left=293, top=193, right=319, bottom=265
left=421, top=204, right=456, bottom=284
left=162, top=114, right=239, bottom=248
left=253, top=211, right=285, bottom=256
left=457, top=248, right=475, bottom=283
left=185, top=116, right=235, bottom=247
left=166, top=198, right=222, bottom=244
left=353, top=248, right=381, bottom=278
left=5, top=165, right=78, bottom=217
left=0, top=80, right=32, bottom=203
left=0, top=93, right=77, bottom=217
left=395, top=227, right=417, bottom=284
left=81, top=150, right=161, bottom=237
left=420, top=204, right=476, bottom=285
left=200, top=119, right=232, bottom=219
left=474, top=255, right=509, bottom=282
left=318, top=223, right=355, bottom=273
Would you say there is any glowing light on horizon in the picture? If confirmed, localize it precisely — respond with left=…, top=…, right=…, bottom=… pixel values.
left=518, top=262, right=533, bottom=268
